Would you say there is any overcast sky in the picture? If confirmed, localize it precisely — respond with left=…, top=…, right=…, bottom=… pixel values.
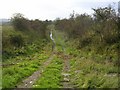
left=0, top=0, right=119, bottom=20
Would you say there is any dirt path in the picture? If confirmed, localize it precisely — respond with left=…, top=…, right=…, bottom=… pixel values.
left=15, top=52, right=55, bottom=89
left=61, top=54, right=73, bottom=88
left=55, top=51, right=74, bottom=88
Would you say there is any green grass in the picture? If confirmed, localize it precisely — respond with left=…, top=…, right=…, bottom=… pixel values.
left=69, top=50, right=118, bottom=88
left=2, top=52, right=49, bottom=88
left=33, top=56, right=63, bottom=88
left=61, top=39, right=119, bottom=88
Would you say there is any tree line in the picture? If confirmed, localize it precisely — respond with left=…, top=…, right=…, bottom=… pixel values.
left=2, top=5, right=119, bottom=61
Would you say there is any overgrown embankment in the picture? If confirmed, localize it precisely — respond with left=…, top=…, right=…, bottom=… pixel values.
left=54, top=6, right=119, bottom=88
left=2, top=14, right=52, bottom=60
left=54, top=6, right=119, bottom=66
left=64, top=40, right=119, bottom=88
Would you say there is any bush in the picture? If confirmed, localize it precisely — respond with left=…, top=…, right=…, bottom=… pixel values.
left=104, top=34, right=119, bottom=45
left=10, top=34, right=24, bottom=47
left=79, top=37, right=92, bottom=48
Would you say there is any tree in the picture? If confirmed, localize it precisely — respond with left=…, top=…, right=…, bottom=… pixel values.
left=92, top=6, right=116, bottom=22
left=11, top=13, right=30, bottom=31
left=92, top=6, right=118, bottom=44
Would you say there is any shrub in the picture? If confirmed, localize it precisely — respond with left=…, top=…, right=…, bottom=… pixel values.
left=10, top=34, right=24, bottom=47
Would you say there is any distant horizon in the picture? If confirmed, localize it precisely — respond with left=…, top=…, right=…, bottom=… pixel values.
left=0, top=0, right=119, bottom=20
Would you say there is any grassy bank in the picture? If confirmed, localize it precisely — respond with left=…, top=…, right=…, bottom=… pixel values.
left=64, top=40, right=119, bottom=88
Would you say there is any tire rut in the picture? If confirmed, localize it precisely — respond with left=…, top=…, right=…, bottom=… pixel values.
left=15, top=53, right=55, bottom=89
left=62, top=54, right=72, bottom=88
left=57, top=51, right=74, bottom=89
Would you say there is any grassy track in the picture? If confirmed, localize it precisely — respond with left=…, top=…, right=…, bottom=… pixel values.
left=2, top=52, right=49, bottom=88
left=33, top=56, right=63, bottom=88
left=2, top=24, right=119, bottom=89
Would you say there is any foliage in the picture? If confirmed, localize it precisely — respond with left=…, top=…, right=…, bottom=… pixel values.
left=11, top=13, right=30, bottom=31
left=9, top=34, right=24, bottom=47
left=92, top=7, right=117, bottom=22
left=2, top=52, right=49, bottom=88
left=2, top=14, right=51, bottom=60
left=33, top=56, right=63, bottom=88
